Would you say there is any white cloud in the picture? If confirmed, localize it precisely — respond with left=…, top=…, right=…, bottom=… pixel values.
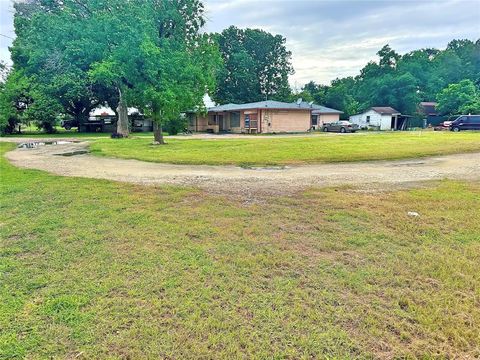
left=0, top=0, right=14, bottom=65
left=204, top=0, right=480, bottom=86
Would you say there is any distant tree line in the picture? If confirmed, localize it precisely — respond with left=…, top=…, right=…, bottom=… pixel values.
left=298, top=40, right=480, bottom=118
left=0, top=0, right=478, bottom=136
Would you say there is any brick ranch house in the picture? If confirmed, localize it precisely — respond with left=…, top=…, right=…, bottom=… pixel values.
left=186, top=100, right=343, bottom=134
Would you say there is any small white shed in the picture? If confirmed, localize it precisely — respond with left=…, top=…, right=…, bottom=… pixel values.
left=350, top=107, right=406, bottom=130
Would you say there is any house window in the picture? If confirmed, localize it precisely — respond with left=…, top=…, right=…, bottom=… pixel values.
left=188, top=114, right=195, bottom=126
left=366, top=115, right=370, bottom=123
left=230, top=112, right=240, bottom=127
left=208, top=115, right=217, bottom=126
left=245, top=114, right=257, bottom=128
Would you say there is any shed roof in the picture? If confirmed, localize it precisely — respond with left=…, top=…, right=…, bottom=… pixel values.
left=208, top=100, right=342, bottom=113
left=370, top=107, right=401, bottom=115
left=419, top=102, right=438, bottom=115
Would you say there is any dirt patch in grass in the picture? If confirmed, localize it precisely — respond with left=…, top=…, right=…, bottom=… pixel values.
left=5, top=141, right=480, bottom=201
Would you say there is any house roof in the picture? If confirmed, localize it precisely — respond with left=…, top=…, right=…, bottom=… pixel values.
left=370, top=107, right=401, bottom=115
left=207, top=100, right=342, bottom=114
left=419, top=102, right=438, bottom=115
left=311, top=105, right=343, bottom=114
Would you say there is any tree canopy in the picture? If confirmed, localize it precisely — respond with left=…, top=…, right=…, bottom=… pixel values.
left=436, top=79, right=480, bottom=115
left=3, top=0, right=220, bottom=139
left=7, top=0, right=111, bottom=132
left=301, top=39, right=480, bottom=118
left=213, top=26, right=294, bottom=104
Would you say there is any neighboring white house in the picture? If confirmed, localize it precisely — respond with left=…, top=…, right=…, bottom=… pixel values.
left=90, top=106, right=142, bottom=117
left=349, top=107, right=410, bottom=130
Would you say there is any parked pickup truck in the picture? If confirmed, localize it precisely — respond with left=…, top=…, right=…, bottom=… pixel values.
left=322, top=121, right=359, bottom=133
left=61, top=116, right=116, bottom=132
left=60, top=119, right=79, bottom=130
left=433, top=120, right=452, bottom=131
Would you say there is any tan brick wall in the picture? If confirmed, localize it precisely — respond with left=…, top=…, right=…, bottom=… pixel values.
left=263, top=110, right=311, bottom=133
left=318, top=114, right=340, bottom=125
left=189, top=109, right=323, bottom=133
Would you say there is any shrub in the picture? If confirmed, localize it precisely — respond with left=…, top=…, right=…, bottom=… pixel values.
left=164, top=116, right=187, bottom=135
left=111, top=132, right=126, bottom=139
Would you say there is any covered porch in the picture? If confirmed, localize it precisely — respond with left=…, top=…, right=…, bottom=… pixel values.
left=187, top=110, right=260, bottom=134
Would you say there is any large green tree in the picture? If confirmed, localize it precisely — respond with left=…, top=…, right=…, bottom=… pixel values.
left=436, top=79, right=480, bottom=115
left=213, top=26, right=293, bottom=104
left=0, top=67, right=67, bottom=134
left=0, top=68, right=34, bottom=134
left=0, top=64, right=18, bottom=134
left=86, top=0, right=148, bottom=137
left=8, top=0, right=219, bottom=139
left=128, top=0, right=220, bottom=143
left=300, top=78, right=359, bottom=118
left=10, top=0, right=112, bottom=132
left=0, top=62, right=7, bottom=83
left=396, top=49, right=440, bottom=100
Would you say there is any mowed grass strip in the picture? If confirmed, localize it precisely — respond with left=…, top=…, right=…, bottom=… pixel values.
left=1, top=142, right=480, bottom=358
left=90, top=131, right=480, bottom=166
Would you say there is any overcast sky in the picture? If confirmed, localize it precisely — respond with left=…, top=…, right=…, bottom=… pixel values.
left=1, top=0, right=479, bottom=87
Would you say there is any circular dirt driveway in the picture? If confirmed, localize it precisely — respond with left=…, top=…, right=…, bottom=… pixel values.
left=5, top=140, right=480, bottom=197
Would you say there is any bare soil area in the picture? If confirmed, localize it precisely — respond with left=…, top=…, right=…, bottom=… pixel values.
left=5, top=141, right=480, bottom=198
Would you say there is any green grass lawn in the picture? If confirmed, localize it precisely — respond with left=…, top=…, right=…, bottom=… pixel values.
left=90, top=131, right=480, bottom=166
left=1, top=142, right=479, bottom=358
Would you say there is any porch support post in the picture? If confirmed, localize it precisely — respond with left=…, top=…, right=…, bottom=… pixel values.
left=259, top=109, right=262, bottom=133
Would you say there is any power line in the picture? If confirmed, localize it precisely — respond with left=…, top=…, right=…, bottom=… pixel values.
left=0, top=34, right=15, bottom=40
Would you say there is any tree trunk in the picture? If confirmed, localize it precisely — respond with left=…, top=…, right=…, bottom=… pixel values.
left=77, top=112, right=89, bottom=131
left=116, top=88, right=129, bottom=137
left=153, top=121, right=165, bottom=144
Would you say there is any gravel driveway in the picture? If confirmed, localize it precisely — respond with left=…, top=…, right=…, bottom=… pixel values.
left=5, top=140, right=480, bottom=197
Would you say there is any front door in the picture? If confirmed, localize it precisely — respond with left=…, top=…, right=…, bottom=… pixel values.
left=311, top=115, right=318, bottom=128
left=249, top=114, right=258, bottom=130
left=218, top=115, right=224, bottom=131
